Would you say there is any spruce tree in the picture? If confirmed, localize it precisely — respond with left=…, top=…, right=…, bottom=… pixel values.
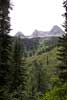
left=0, top=0, right=12, bottom=99
left=58, top=0, right=67, bottom=82
left=33, top=61, right=47, bottom=95
left=11, top=37, right=27, bottom=100
left=26, top=60, right=48, bottom=100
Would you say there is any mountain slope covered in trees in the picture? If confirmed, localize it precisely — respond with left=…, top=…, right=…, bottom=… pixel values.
left=0, top=0, right=67, bottom=100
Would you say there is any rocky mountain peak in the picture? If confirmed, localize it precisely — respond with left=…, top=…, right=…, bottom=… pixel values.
left=15, top=25, right=64, bottom=38
left=49, top=25, right=64, bottom=36
left=31, top=25, right=64, bottom=38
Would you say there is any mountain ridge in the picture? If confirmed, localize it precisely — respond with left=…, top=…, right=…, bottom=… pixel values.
left=15, top=25, right=64, bottom=38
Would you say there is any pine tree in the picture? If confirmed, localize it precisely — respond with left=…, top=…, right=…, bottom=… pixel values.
left=58, top=0, right=67, bottom=83
left=25, top=61, right=38, bottom=100
left=11, top=37, right=27, bottom=100
left=0, top=0, right=12, bottom=99
left=33, top=61, right=47, bottom=95
left=26, top=60, right=48, bottom=100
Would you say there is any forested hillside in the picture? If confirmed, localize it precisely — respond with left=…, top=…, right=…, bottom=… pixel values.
left=0, top=0, right=67, bottom=100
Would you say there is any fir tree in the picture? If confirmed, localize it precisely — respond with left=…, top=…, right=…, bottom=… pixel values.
left=0, top=0, right=12, bottom=99
left=11, top=37, right=27, bottom=100
left=58, top=0, right=67, bottom=83
left=26, top=60, right=48, bottom=100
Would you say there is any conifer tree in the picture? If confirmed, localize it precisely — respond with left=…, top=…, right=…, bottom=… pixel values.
left=33, top=61, right=47, bottom=95
left=26, top=60, right=48, bottom=100
left=11, top=37, right=27, bottom=100
left=58, top=0, right=67, bottom=82
left=0, top=0, right=12, bottom=99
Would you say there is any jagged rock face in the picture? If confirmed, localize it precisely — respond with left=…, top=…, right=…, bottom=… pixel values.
left=48, top=25, right=64, bottom=36
left=15, top=25, right=64, bottom=38
left=31, top=30, right=48, bottom=38
left=31, top=25, right=64, bottom=38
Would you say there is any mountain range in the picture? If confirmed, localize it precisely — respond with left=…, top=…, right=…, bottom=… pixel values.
left=15, top=25, right=64, bottom=38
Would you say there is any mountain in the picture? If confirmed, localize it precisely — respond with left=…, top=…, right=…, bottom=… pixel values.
left=15, top=25, right=64, bottom=38
left=30, top=25, right=64, bottom=38
left=14, top=26, right=62, bottom=57
left=31, top=30, right=48, bottom=38
left=48, top=25, right=64, bottom=36
left=15, top=31, right=25, bottom=38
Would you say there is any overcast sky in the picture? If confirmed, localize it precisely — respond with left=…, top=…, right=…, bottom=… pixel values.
left=10, top=0, right=64, bottom=36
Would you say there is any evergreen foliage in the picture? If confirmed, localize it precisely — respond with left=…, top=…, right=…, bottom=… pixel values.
left=38, top=83, right=67, bottom=100
left=0, top=0, right=66, bottom=100
left=10, top=37, right=27, bottom=100
left=0, top=0, right=12, bottom=99
left=57, top=0, right=67, bottom=83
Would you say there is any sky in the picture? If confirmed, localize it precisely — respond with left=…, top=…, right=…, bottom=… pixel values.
left=10, top=0, right=64, bottom=36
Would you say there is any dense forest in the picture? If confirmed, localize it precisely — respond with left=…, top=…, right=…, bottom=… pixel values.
left=0, top=0, right=67, bottom=100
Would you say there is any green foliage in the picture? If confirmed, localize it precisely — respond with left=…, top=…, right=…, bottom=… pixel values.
left=0, top=0, right=13, bottom=100
left=39, top=83, right=67, bottom=100
left=25, top=58, right=51, bottom=100
left=57, top=0, right=67, bottom=83
left=26, top=47, right=60, bottom=94
left=10, top=37, right=27, bottom=100
left=0, top=1, right=65, bottom=100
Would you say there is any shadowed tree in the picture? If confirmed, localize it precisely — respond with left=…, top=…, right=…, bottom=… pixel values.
left=0, top=0, right=13, bottom=99
left=10, top=37, right=27, bottom=100
left=58, top=0, right=67, bottom=83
